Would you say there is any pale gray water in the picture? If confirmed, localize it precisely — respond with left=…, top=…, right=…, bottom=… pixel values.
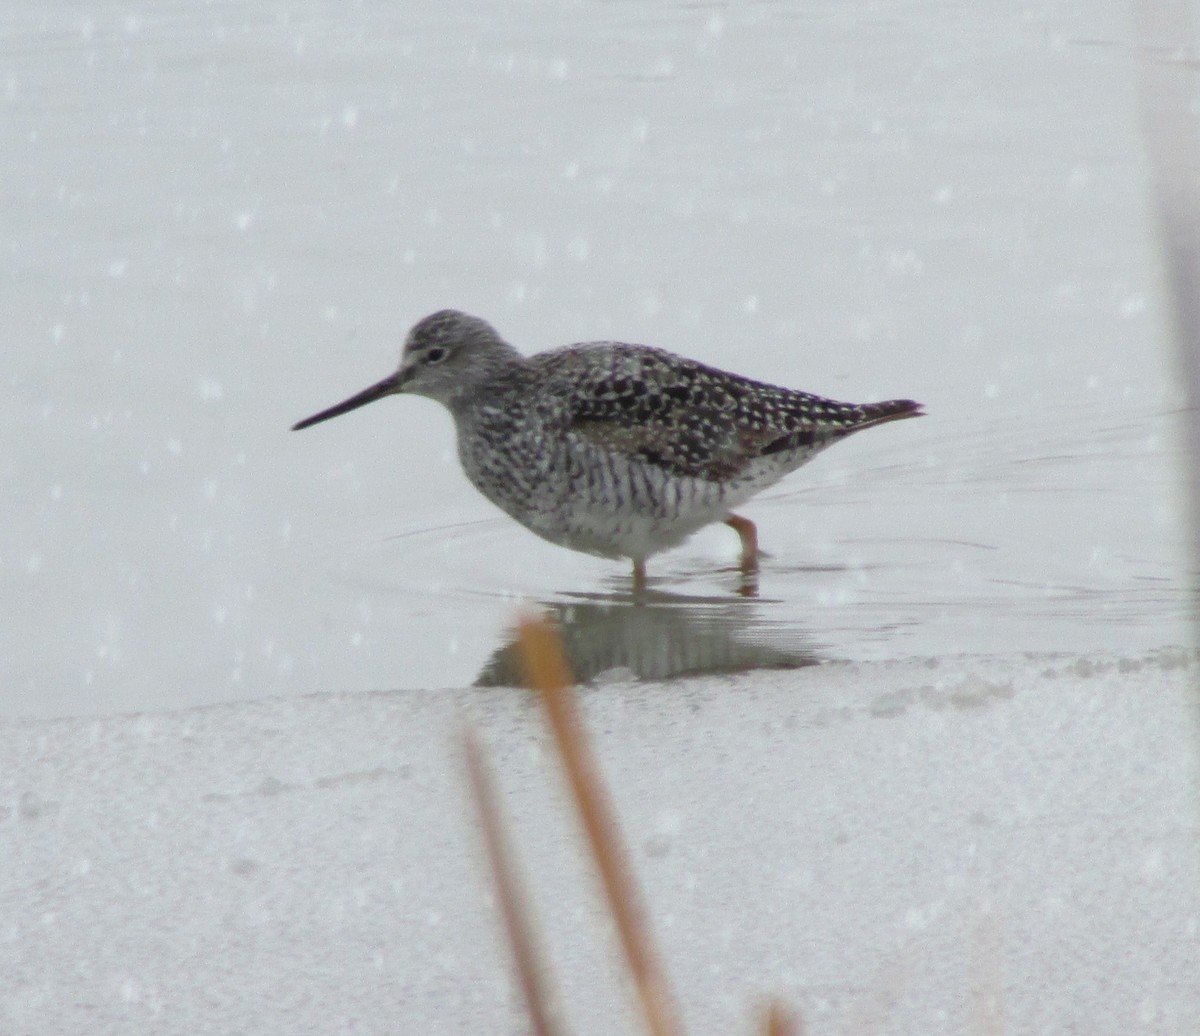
left=2, top=1, right=1193, bottom=717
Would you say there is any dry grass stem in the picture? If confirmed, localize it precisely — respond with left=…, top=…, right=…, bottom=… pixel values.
left=1135, top=0, right=1200, bottom=571
left=462, top=722, right=565, bottom=1036
left=763, top=999, right=805, bottom=1036
left=967, top=912, right=1006, bottom=1036
left=516, top=612, right=686, bottom=1036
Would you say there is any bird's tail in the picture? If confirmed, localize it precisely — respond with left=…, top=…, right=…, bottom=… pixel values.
left=853, top=398, right=925, bottom=430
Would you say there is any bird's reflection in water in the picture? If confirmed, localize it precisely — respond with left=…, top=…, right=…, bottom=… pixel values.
left=474, top=590, right=818, bottom=688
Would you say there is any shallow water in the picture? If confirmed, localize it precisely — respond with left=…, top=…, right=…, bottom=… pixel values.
left=2, top=0, right=1194, bottom=717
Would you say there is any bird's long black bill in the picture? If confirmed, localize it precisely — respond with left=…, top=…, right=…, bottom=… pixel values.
left=292, top=372, right=404, bottom=431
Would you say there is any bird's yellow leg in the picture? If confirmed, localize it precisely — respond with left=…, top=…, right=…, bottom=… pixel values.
left=725, top=513, right=759, bottom=573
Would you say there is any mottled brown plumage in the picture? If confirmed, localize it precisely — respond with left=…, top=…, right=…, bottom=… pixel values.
left=293, top=310, right=923, bottom=584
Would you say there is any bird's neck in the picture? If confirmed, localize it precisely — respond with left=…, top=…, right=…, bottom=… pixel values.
left=445, top=341, right=527, bottom=414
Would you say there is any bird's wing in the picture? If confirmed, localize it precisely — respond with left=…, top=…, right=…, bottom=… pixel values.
left=543, top=345, right=839, bottom=482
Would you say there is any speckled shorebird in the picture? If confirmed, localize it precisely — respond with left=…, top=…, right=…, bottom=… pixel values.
left=293, top=310, right=923, bottom=587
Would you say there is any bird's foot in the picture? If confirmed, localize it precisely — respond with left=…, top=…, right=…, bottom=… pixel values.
left=631, top=558, right=648, bottom=597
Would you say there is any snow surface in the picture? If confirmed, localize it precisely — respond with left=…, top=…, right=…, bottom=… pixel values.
left=4, top=652, right=1198, bottom=1034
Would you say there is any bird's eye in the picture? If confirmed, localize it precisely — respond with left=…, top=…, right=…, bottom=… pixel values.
left=424, top=346, right=448, bottom=364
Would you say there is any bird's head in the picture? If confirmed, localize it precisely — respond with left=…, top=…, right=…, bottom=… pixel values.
left=291, top=310, right=519, bottom=430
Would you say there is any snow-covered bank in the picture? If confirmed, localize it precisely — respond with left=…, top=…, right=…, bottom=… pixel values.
left=4, top=651, right=1197, bottom=1034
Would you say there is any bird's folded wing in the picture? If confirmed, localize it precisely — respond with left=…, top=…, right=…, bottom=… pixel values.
left=559, top=356, right=828, bottom=482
